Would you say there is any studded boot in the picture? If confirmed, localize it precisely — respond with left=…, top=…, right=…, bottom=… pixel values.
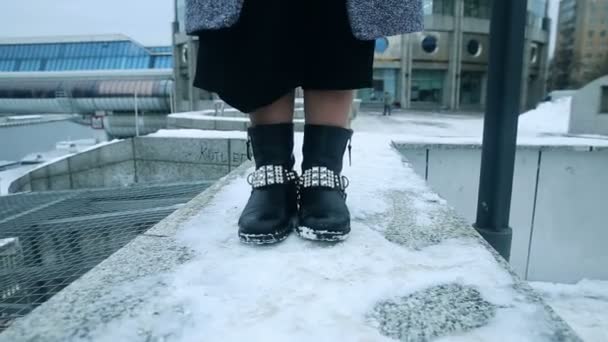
left=238, top=123, right=299, bottom=244
left=297, top=124, right=353, bottom=242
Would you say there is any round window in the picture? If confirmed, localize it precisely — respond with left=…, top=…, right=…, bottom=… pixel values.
left=375, top=37, right=389, bottom=54
left=421, top=35, right=438, bottom=54
left=467, top=39, right=482, bottom=57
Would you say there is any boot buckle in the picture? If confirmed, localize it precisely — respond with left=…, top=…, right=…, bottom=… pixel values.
left=300, top=166, right=348, bottom=191
left=247, top=165, right=298, bottom=189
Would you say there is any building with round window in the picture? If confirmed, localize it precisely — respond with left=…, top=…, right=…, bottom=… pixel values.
left=173, top=0, right=550, bottom=112
left=361, top=0, right=551, bottom=111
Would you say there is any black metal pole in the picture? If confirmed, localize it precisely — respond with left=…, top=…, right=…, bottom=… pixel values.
left=474, top=0, right=528, bottom=260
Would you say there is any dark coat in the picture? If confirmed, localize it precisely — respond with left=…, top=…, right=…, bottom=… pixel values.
left=185, top=0, right=423, bottom=40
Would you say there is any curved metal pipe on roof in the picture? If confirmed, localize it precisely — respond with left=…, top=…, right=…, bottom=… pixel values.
left=0, top=78, right=173, bottom=114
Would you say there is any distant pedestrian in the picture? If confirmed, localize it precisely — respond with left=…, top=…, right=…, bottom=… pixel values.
left=383, top=92, right=393, bottom=116
left=186, top=0, right=423, bottom=245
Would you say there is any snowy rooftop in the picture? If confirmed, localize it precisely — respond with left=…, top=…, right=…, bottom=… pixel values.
left=0, top=131, right=581, bottom=341
left=356, top=98, right=608, bottom=149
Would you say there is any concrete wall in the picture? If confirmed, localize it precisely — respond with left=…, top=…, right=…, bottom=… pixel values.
left=569, top=75, right=608, bottom=135
left=104, top=114, right=168, bottom=139
left=133, top=136, right=248, bottom=184
left=9, top=136, right=248, bottom=193
left=396, top=143, right=608, bottom=283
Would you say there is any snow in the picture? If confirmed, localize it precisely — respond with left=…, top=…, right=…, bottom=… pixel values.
left=0, top=237, right=18, bottom=250
left=518, top=97, right=572, bottom=135
left=7, top=115, right=43, bottom=120
left=355, top=97, right=608, bottom=148
left=169, top=109, right=227, bottom=119
left=530, top=280, right=608, bottom=342
left=55, top=138, right=99, bottom=151
left=82, top=132, right=577, bottom=341
left=0, top=160, right=18, bottom=167
left=119, top=104, right=607, bottom=340
left=148, top=129, right=247, bottom=140
left=76, top=139, right=121, bottom=154
left=0, top=139, right=121, bottom=195
left=2, top=103, right=605, bottom=338
left=165, top=134, right=560, bottom=341
left=168, top=108, right=257, bottom=120
left=0, top=165, right=37, bottom=195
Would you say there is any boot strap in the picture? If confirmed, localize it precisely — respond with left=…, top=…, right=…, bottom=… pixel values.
left=247, top=165, right=298, bottom=189
left=300, top=166, right=349, bottom=191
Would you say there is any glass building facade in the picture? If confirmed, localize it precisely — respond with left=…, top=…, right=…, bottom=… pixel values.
left=411, top=70, right=445, bottom=104
left=460, top=71, right=484, bottom=105
left=463, top=0, right=493, bottom=19
left=0, top=38, right=173, bottom=72
left=0, top=36, right=174, bottom=114
left=423, top=0, right=455, bottom=15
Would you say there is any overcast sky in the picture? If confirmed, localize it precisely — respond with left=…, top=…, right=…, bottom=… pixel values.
left=1, top=0, right=560, bottom=53
left=0, top=0, right=174, bottom=46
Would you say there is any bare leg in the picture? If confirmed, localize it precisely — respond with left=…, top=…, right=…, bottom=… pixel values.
left=250, top=91, right=295, bottom=126
left=303, top=90, right=353, bottom=128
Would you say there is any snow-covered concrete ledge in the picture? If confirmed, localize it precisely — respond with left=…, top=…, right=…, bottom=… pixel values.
left=0, top=133, right=581, bottom=341
left=8, top=131, right=249, bottom=194
left=167, top=109, right=306, bottom=132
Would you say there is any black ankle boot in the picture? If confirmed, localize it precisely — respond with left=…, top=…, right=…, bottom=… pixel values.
left=238, top=123, right=299, bottom=244
left=297, top=124, right=353, bottom=242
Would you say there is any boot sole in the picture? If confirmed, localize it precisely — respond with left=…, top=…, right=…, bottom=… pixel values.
left=295, top=226, right=350, bottom=242
left=239, top=216, right=298, bottom=245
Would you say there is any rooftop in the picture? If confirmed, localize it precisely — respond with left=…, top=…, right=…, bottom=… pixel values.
left=0, top=134, right=582, bottom=341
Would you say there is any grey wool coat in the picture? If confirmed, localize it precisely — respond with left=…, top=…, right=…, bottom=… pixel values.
left=185, top=0, right=423, bottom=40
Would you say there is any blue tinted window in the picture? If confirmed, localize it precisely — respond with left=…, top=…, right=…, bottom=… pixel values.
left=0, top=60, right=15, bottom=71
left=375, top=38, right=389, bottom=53
left=19, top=60, right=41, bottom=71
left=0, top=40, right=172, bottom=72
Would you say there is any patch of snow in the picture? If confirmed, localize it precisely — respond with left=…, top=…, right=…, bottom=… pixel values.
left=0, top=164, right=37, bottom=195
left=169, top=110, right=223, bottom=119
left=530, top=280, right=608, bottom=342
left=295, top=226, right=349, bottom=241
left=168, top=108, right=257, bottom=120
left=0, top=237, right=18, bottom=250
left=518, top=97, right=572, bottom=135
left=55, top=138, right=99, bottom=151
left=295, top=226, right=318, bottom=240
left=147, top=129, right=247, bottom=140
left=2, top=139, right=122, bottom=195
left=20, top=149, right=73, bottom=164
left=355, top=98, right=608, bottom=148
left=7, top=115, right=43, bottom=120
left=184, top=114, right=250, bottom=122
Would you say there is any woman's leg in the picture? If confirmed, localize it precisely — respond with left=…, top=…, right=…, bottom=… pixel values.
left=303, top=90, right=353, bottom=128
left=238, top=90, right=298, bottom=245
left=250, top=91, right=295, bottom=126
left=297, top=89, right=354, bottom=241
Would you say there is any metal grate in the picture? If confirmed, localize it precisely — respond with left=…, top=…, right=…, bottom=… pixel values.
left=0, top=181, right=212, bottom=332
